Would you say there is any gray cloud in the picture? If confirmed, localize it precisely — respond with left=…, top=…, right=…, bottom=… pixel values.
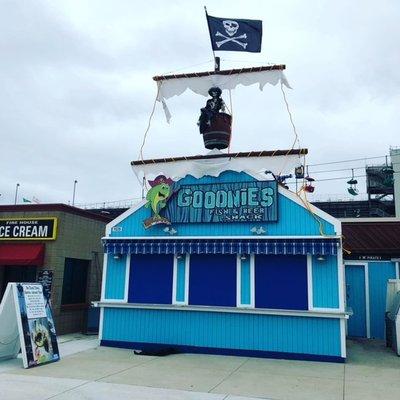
left=1, top=0, right=399, bottom=205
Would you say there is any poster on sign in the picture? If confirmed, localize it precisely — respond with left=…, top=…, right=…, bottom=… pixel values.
left=0, top=282, right=60, bottom=368
left=37, top=270, right=53, bottom=304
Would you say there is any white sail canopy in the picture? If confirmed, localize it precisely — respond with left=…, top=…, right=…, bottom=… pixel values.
left=154, top=65, right=290, bottom=122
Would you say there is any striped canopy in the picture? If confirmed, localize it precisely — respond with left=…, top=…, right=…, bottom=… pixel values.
left=103, top=238, right=340, bottom=256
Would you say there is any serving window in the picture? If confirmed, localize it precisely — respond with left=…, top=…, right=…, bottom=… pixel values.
left=255, top=255, right=308, bottom=310
left=128, top=254, right=174, bottom=304
left=189, top=254, right=236, bottom=307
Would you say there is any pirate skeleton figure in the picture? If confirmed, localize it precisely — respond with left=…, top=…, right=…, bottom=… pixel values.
left=198, top=87, right=226, bottom=133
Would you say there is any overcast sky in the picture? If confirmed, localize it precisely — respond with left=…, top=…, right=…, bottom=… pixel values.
left=1, top=0, right=399, bottom=207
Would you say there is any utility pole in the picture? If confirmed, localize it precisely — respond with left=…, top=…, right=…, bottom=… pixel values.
left=14, top=183, right=20, bottom=205
left=72, top=180, right=78, bottom=206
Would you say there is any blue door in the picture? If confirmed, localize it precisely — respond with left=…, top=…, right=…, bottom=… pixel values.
left=345, top=265, right=367, bottom=337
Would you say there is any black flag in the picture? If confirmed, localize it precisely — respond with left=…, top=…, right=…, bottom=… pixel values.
left=206, top=15, right=262, bottom=53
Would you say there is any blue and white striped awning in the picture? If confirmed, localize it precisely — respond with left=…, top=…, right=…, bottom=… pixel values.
left=103, top=238, right=339, bottom=256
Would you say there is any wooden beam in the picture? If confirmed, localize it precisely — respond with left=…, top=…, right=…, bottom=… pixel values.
left=153, top=64, right=286, bottom=82
left=132, top=148, right=307, bottom=166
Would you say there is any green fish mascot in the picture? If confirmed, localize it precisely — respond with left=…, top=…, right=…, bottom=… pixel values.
left=143, top=175, right=174, bottom=228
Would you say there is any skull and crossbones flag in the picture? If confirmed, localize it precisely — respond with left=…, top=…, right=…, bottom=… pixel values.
left=206, top=14, right=262, bottom=52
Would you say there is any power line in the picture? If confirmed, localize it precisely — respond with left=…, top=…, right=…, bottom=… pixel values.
left=307, top=154, right=387, bottom=167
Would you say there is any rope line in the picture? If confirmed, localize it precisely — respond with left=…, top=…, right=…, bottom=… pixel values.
left=138, top=84, right=161, bottom=162
left=278, top=82, right=301, bottom=176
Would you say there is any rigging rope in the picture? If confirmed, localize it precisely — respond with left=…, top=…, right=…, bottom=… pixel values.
left=138, top=84, right=161, bottom=162
left=278, top=82, right=301, bottom=176
left=277, top=84, right=335, bottom=238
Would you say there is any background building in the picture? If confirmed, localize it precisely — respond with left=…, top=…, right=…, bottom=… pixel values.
left=0, top=204, right=110, bottom=334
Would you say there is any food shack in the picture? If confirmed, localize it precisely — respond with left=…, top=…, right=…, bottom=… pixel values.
left=97, top=150, right=347, bottom=362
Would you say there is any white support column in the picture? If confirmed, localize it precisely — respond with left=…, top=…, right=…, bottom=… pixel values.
left=236, top=255, right=241, bottom=308
left=250, top=254, right=255, bottom=308
left=185, top=254, right=190, bottom=305
left=100, top=253, right=108, bottom=302
left=123, top=254, right=131, bottom=302
left=307, top=254, right=313, bottom=310
left=337, top=246, right=345, bottom=312
left=172, top=255, right=178, bottom=304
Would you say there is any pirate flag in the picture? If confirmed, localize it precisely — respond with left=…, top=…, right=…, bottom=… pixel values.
left=206, top=14, right=262, bottom=53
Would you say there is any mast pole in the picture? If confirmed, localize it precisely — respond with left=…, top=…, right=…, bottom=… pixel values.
left=204, top=6, right=220, bottom=71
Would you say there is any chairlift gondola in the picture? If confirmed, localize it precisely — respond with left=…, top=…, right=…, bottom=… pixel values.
left=295, top=165, right=305, bottom=179
left=304, top=167, right=315, bottom=193
left=347, top=169, right=358, bottom=196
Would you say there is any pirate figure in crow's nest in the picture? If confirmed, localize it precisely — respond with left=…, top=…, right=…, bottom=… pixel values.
left=197, top=86, right=226, bottom=133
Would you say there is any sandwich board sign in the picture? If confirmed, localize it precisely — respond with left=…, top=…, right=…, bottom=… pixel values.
left=0, top=282, right=60, bottom=368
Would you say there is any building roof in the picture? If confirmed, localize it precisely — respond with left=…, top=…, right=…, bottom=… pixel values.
left=342, top=220, right=400, bottom=256
left=0, top=204, right=112, bottom=223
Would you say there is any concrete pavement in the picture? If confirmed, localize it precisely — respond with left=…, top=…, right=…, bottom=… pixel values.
left=1, top=337, right=400, bottom=399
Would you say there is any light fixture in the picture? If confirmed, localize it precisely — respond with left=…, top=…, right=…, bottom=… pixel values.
left=113, top=254, right=121, bottom=260
left=176, top=254, right=183, bottom=260
left=317, top=255, right=325, bottom=261
left=240, top=254, right=247, bottom=260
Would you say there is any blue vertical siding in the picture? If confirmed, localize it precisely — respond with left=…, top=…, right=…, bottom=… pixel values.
left=368, top=261, right=396, bottom=339
left=109, top=171, right=336, bottom=237
left=240, top=256, right=251, bottom=305
left=345, top=265, right=367, bottom=337
left=312, top=256, right=339, bottom=308
left=176, top=255, right=186, bottom=302
left=105, top=255, right=126, bottom=300
left=102, top=307, right=342, bottom=358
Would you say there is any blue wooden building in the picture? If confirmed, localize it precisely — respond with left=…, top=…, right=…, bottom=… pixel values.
left=343, top=218, right=400, bottom=340
left=97, top=152, right=346, bottom=362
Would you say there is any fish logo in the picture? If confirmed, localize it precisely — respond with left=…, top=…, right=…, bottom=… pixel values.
left=143, top=175, right=174, bottom=229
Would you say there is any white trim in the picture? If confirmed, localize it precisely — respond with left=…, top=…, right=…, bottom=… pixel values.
left=236, top=254, right=255, bottom=308
left=344, top=261, right=369, bottom=266
left=98, top=306, right=104, bottom=341
left=184, top=254, right=190, bottom=305
left=236, top=254, right=241, bottom=307
left=340, top=318, right=346, bottom=358
left=340, top=217, right=400, bottom=223
left=172, top=255, right=178, bottom=304
left=250, top=254, right=255, bottom=308
left=307, top=254, right=314, bottom=310
left=103, top=235, right=341, bottom=240
left=396, top=262, right=399, bottom=280
left=105, top=199, right=147, bottom=236
left=306, top=257, right=342, bottom=312
left=173, top=254, right=189, bottom=305
left=337, top=244, right=345, bottom=312
left=100, top=253, right=108, bottom=301
left=101, top=253, right=130, bottom=302
left=93, top=301, right=350, bottom=319
left=277, top=185, right=342, bottom=236
left=124, top=254, right=131, bottom=302
left=364, top=263, right=371, bottom=339
left=344, top=261, right=370, bottom=338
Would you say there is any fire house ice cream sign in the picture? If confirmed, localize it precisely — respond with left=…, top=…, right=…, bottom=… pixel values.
left=0, top=218, right=58, bottom=240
